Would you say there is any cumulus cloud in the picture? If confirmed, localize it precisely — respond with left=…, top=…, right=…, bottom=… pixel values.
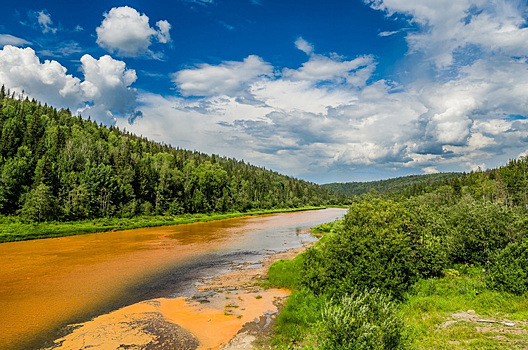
left=0, top=34, right=31, bottom=47
left=0, top=45, right=137, bottom=124
left=422, top=166, right=439, bottom=174
left=96, top=6, right=171, bottom=57
left=172, top=55, right=274, bottom=97
left=0, top=45, right=84, bottom=107
left=78, top=54, right=138, bottom=123
left=8, top=1, right=523, bottom=182
left=138, top=17, right=528, bottom=183
left=155, top=20, right=171, bottom=43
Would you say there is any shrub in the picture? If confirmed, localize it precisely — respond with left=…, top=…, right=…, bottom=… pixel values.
left=448, top=199, right=515, bottom=265
left=318, top=289, right=407, bottom=350
left=486, top=240, right=528, bottom=295
left=302, top=199, right=417, bottom=300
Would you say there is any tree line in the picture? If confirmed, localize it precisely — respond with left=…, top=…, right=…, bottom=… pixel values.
left=0, top=86, right=340, bottom=222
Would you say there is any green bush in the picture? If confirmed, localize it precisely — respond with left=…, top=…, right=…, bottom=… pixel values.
left=302, top=199, right=417, bottom=300
left=318, top=289, right=407, bottom=350
left=486, top=240, right=528, bottom=295
left=448, top=199, right=515, bottom=265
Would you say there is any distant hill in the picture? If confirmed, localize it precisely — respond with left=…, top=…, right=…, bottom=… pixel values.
left=323, top=173, right=462, bottom=197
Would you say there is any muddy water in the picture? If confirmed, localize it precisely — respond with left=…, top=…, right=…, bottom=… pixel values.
left=0, top=208, right=346, bottom=350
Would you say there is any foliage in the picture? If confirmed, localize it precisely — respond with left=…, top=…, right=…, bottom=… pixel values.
left=318, top=289, right=407, bottom=350
left=264, top=255, right=325, bottom=348
left=19, top=182, right=57, bottom=221
left=446, top=199, right=518, bottom=264
left=268, top=156, right=528, bottom=349
left=323, top=173, right=461, bottom=197
left=270, top=289, right=326, bottom=347
left=302, top=198, right=418, bottom=300
left=486, top=240, right=528, bottom=295
left=309, top=218, right=343, bottom=237
left=0, top=89, right=341, bottom=232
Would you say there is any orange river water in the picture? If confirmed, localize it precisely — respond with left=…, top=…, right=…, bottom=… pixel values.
left=0, top=208, right=346, bottom=350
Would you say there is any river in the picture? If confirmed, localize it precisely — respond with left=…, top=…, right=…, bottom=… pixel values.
left=0, top=208, right=346, bottom=350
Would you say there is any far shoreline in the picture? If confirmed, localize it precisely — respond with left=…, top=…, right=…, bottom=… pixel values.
left=0, top=205, right=348, bottom=243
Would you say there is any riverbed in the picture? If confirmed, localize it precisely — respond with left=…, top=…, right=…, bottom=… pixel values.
left=0, top=208, right=345, bottom=350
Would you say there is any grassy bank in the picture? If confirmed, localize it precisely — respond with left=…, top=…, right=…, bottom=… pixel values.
left=265, top=262, right=528, bottom=349
left=403, top=265, right=528, bottom=349
left=264, top=222, right=528, bottom=349
left=0, top=206, right=327, bottom=243
left=260, top=222, right=336, bottom=348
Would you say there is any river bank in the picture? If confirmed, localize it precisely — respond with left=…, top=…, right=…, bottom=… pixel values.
left=0, top=206, right=342, bottom=243
left=45, top=234, right=314, bottom=349
left=0, top=208, right=346, bottom=350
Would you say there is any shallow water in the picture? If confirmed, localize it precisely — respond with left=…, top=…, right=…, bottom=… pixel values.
left=0, top=208, right=346, bottom=350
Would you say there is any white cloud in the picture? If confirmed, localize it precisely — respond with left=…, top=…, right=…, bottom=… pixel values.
left=0, top=45, right=83, bottom=107
left=378, top=30, right=399, bottom=37
left=78, top=54, right=138, bottom=123
left=422, top=166, right=439, bottom=174
left=183, top=0, right=215, bottom=5
left=129, top=24, right=528, bottom=182
left=37, top=10, right=57, bottom=34
left=0, top=34, right=31, bottom=47
left=6, top=1, right=528, bottom=183
left=250, top=79, right=355, bottom=114
left=283, top=54, right=376, bottom=87
left=172, top=55, right=274, bottom=96
left=0, top=45, right=137, bottom=124
left=367, top=0, right=528, bottom=68
left=155, top=20, right=171, bottom=43
left=96, top=6, right=171, bottom=57
left=295, top=37, right=314, bottom=55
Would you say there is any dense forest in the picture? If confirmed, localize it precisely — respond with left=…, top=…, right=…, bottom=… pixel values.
left=267, top=157, right=528, bottom=349
left=323, top=172, right=461, bottom=197
left=0, top=86, right=339, bottom=223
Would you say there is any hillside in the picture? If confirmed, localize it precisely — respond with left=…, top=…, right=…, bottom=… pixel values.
left=0, top=87, right=339, bottom=224
left=323, top=172, right=461, bottom=197
left=266, top=158, right=528, bottom=349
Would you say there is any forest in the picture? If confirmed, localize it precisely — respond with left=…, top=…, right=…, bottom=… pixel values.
left=323, top=172, right=461, bottom=197
left=266, top=158, right=528, bottom=349
left=0, top=86, right=340, bottom=228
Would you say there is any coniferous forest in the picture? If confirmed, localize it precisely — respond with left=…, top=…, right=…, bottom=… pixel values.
left=0, top=87, right=339, bottom=225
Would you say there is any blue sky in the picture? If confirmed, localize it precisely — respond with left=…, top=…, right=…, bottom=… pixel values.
left=1, top=0, right=528, bottom=183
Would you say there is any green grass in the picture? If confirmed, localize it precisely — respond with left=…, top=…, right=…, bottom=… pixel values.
left=402, top=265, right=528, bottom=349
left=0, top=206, right=327, bottom=243
left=265, top=257, right=528, bottom=349
left=261, top=251, right=323, bottom=348
left=262, top=254, right=306, bottom=290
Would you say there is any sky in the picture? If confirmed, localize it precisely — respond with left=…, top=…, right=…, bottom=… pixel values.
left=1, top=1, right=528, bottom=183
